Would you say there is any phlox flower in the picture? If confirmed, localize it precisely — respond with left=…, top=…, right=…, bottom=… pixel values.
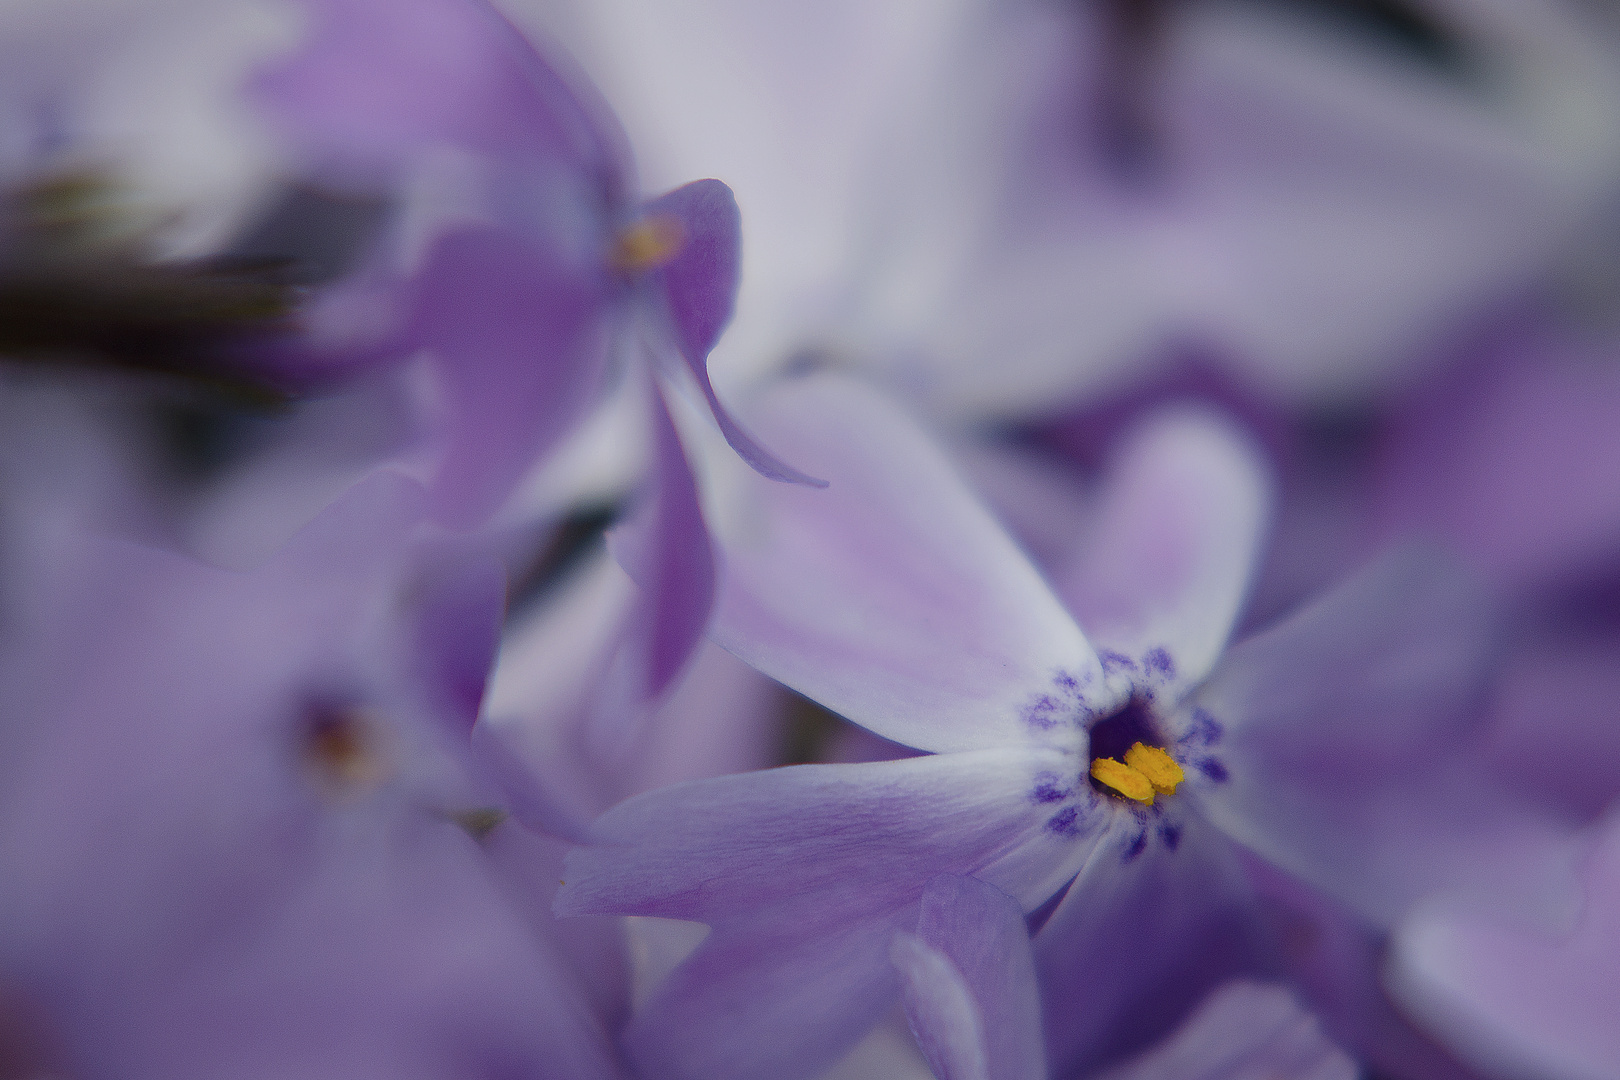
left=556, top=374, right=1568, bottom=1080
left=0, top=472, right=625, bottom=1080
left=253, top=0, right=819, bottom=533
left=533, top=0, right=1620, bottom=418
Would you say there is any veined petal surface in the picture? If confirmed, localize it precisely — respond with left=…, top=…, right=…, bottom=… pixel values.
left=704, top=374, right=1104, bottom=754
left=556, top=746, right=1094, bottom=927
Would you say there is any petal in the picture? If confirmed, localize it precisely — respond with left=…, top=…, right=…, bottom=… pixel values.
left=1190, top=546, right=1496, bottom=761
left=1388, top=811, right=1620, bottom=1080
left=1190, top=549, right=1578, bottom=925
left=1091, top=981, right=1358, bottom=1080
left=891, top=934, right=990, bottom=1080
left=410, top=225, right=609, bottom=528
left=556, top=745, right=1096, bottom=927
left=403, top=551, right=507, bottom=735
left=644, top=178, right=826, bottom=487
left=1480, top=633, right=1620, bottom=821
left=893, top=875, right=1045, bottom=1080
left=1036, top=813, right=1267, bottom=1078
left=702, top=373, right=1106, bottom=754
left=1051, top=408, right=1272, bottom=694
left=1240, top=855, right=1495, bottom=1080
left=624, top=912, right=909, bottom=1080
left=605, top=388, right=716, bottom=705
left=255, top=0, right=624, bottom=173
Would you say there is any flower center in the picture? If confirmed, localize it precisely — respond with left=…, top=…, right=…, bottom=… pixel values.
left=302, top=705, right=390, bottom=796
left=1086, top=694, right=1184, bottom=805
left=609, top=215, right=685, bottom=272
left=1090, top=742, right=1184, bottom=805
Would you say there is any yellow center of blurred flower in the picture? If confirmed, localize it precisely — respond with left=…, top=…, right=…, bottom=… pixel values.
left=610, top=215, right=685, bottom=272
left=303, top=705, right=391, bottom=796
left=1090, top=742, right=1184, bottom=805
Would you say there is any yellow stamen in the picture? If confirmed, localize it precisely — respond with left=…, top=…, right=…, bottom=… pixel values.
left=1125, top=742, right=1184, bottom=796
left=1090, top=757, right=1155, bottom=805
left=610, top=215, right=685, bottom=272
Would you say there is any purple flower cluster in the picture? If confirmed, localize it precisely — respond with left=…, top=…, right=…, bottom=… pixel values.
left=0, top=1, right=1616, bottom=1079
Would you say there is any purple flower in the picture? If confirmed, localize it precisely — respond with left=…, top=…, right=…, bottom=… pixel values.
left=553, top=374, right=1572, bottom=1079
left=0, top=472, right=625, bottom=1079
left=253, top=0, right=820, bottom=532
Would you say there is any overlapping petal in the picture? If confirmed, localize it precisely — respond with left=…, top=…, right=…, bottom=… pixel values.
left=624, top=912, right=908, bottom=1080
left=1191, top=549, right=1576, bottom=925
left=1036, top=812, right=1266, bottom=1078
left=892, top=874, right=1045, bottom=1080
left=645, top=178, right=825, bottom=486
left=409, top=225, right=610, bottom=528
left=556, top=745, right=1090, bottom=927
left=1052, top=409, right=1271, bottom=695
left=1388, top=809, right=1620, bottom=1080
left=1091, top=981, right=1358, bottom=1080
left=703, top=374, right=1105, bottom=754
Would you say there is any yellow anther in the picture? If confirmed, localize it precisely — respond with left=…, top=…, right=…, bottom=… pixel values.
left=610, top=215, right=685, bottom=272
left=1090, top=757, right=1155, bottom=805
left=1125, top=742, right=1184, bottom=796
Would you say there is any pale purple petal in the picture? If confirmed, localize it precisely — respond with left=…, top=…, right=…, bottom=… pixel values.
left=891, top=934, right=990, bottom=1080
left=644, top=178, right=826, bottom=487
left=1191, top=550, right=1577, bottom=925
left=1036, top=813, right=1267, bottom=1078
left=624, top=912, right=909, bottom=1080
left=605, top=388, right=716, bottom=704
left=409, top=224, right=610, bottom=528
left=704, top=374, right=1105, bottom=754
left=1052, top=408, right=1272, bottom=694
left=556, top=745, right=1094, bottom=927
left=893, top=875, right=1045, bottom=1080
left=255, top=0, right=625, bottom=174
left=1091, top=981, right=1358, bottom=1080
left=1190, top=547, right=1496, bottom=770
left=1389, top=810, right=1620, bottom=1080
left=405, top=552, right=507, bottom=735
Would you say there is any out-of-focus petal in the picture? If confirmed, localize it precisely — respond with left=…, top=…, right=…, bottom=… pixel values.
left=1036, top=813, right=1266, bottom=1078
left=409, top=224, right=609, bottom=528
left=701, top=374, right=1105, bottom=754
left=556, top=746, right=1096, bottom=927
left=1191, top=547, right=1494, bottom=766
left=892, top=874, right=1045, bottom=1080
left=1374, top=322, right=1620, bottom=592
left=255, top=0, right=622, bottom=172
left=1090, top=981, right=1358, bottom=1080
left=0, top=474, right=625, bottom=1080
left=1388, top=810, right=1620, bottom=1080
left=404, top=551, right=507, bottom=735
left=646, top=178, right=825, bottom=487
left=624, top=912, right=908, bottom=1080
left=606, top=389, right=715, bottom=706
left=1052, top=409, right=1271, bottom=695
left=1479, top=634, right=1620, bottom=822
left=1192, top=549, right=1576, bottom=925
